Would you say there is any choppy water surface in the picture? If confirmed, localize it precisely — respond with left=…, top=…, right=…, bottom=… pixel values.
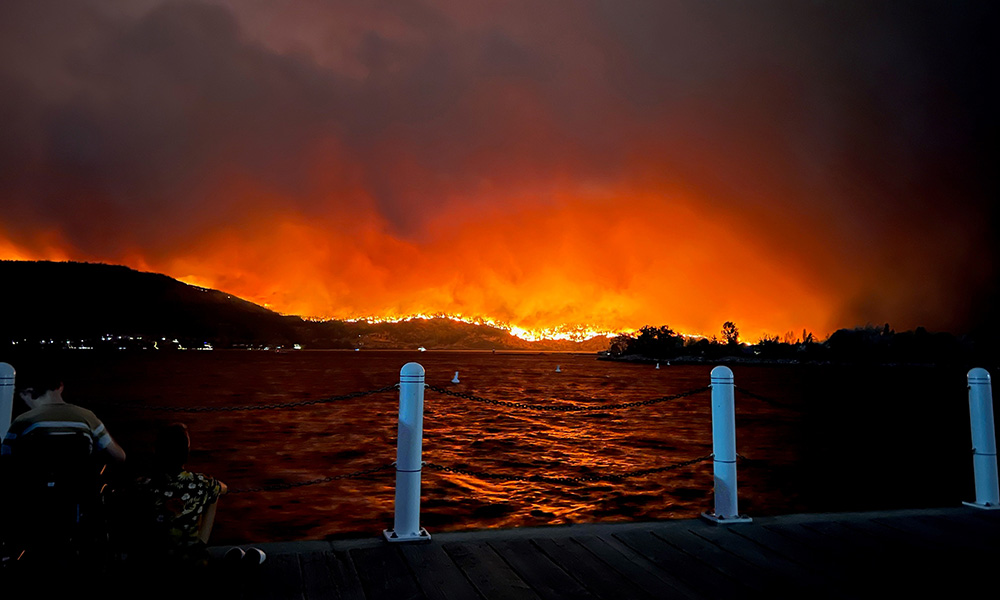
left=6, top=350, right=981, bottom=544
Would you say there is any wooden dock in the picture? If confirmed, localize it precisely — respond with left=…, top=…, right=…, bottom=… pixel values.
left=200, top=506, right=1000, bottom=599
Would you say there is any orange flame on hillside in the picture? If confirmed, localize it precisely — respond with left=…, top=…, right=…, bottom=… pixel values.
left=0, top=183, right=842, bottom=343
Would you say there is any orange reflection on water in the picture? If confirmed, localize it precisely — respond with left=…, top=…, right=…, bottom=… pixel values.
left=51, top=350, right=752, bottom=542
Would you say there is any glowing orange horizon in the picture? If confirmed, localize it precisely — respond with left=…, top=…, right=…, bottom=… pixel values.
left=0, top=185, right=845, bottom=344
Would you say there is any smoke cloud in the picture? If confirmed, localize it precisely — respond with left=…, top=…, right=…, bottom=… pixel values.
left=1, top=0, right=995, bottom=340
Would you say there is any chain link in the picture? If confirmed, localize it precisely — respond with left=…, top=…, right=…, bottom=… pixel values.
left=424, top=454, right=713, bottom=484
left=107, top=383, right=400, bottom=412
left=93, top=378, right=760, bottom=494
left=230, top=462, right=395, bottom=494
left=83, top=373, right=769, bottom=500
left=425, top=385, right=710, bottom=412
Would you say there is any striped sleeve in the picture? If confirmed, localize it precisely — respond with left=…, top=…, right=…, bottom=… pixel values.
left=2, top=405, right=117, bottom=456
left=92, top=422, right=113, bottom=450
left=72, top=406, right=114, bottom=451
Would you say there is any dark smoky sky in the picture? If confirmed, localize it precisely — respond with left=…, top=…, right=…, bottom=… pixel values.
left=0, top=0, right=996, bottom=338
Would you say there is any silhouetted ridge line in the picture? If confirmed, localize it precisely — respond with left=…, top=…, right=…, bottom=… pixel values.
left=0, top=260, right=609, bottom=351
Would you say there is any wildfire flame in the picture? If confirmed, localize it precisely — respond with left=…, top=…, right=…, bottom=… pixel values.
left=335, top=313, right=622, bottom=343
left=0, top=188, right=840, bottom=343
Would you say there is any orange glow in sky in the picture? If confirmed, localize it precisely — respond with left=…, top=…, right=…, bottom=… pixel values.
left=1, top=186, right=843, bottom=343
left=0, top=1, right=993, bottom=342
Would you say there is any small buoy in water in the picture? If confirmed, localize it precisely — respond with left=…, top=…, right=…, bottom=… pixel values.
left=451, top=371, right=460, bottom=384
left=555, top=365, right=561, bottom=373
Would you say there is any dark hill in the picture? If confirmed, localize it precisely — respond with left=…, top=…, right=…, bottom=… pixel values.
left=0, top=261, right=609, bottom=351
left=0, top=260, right=304, bottom=346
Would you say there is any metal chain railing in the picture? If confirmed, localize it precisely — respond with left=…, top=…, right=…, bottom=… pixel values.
left=104, top=383, right=400, bottom=412
left=84, top=372, right=763, bottom=497
left=230, top=461, right=395, bottom=494
left=424, top=384, right=711, bottom=412
left=424, top=454, right=713, bottom=484
left=222, top=382, right=718, bottom=493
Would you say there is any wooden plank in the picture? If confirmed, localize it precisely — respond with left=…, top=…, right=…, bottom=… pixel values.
left=871, top=518, right=976, bottom=572
left=844, top=517, right=944, bottom=554
left=726, top=523, right=837, bottom=576
left=782, top=517, right=965, bottom=598
left=200, top=508, right=1000, bottom=600
left=794, top=521, right=905, bottom=597
left=689, top=525, right=828, bottom=597
left=892, top=513, right=1000, bottom=582
left=837, top=519, right=978, bottom=596
left=872, top=515, right=982, bottom=553
left=798, top=521, right=886, bottom=557
left=299, top=551, right=354, bottom=600
left=572, top=535, right=705, bottom=600
left=823, top=518, right=929, bottom=564
left=443, top=541, right=542, bottom=600
left=350, top=545, right=424, bottom=600
left=531, top=536, right=653, bottom=600
left=916, top=513, right=1000, bottom=553
left=613, top=529, right=748, bottom=599
left=737, top=523, right=864, bottom=597
left=244, top=552, right=304, bottom=600
left=299, top=552, right=336, bottom=600
left=764, top=522, right=862, bottom=564
left=655, top=526, right=792, bottom=596
left=329, top=550, right=369, bottom=600
left=766, top=521, right=881, bottom=589
left=217, top=552, right=301, bottom=600
left=879, top=513, right=996, bottom=597
left=487, top=539, right=596, bottom=600
left=964, top=509, right=1000, bottom=530
left=399, top=541, right=484, bottom=600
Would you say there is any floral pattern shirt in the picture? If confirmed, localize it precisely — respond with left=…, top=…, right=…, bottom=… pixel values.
left=134, top=470, right=223, bottom=547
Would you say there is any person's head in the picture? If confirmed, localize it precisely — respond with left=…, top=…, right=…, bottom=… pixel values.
left=16, top=364, right=64, bottom=407
left=155, top=422, right=191, bottom=474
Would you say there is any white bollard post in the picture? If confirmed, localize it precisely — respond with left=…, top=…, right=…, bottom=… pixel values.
left=384, top=362, right=431, bottom=541
left=702, top=366, right=751, bottom=524
left=964, top=368, right=1000, bottom=510
left=0, top=362, right=14, bottom=440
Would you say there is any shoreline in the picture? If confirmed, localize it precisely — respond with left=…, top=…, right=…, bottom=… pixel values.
left=598, top=353, right=994, bottom=370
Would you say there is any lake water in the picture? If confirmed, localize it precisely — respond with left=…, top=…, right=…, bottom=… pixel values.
left=2, top=350, right=985, bottom=544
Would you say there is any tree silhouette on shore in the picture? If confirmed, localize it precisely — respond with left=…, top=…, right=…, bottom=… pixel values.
left=722, top=321, right=740, bottom=345
left=607, top=321, right=997, bottom=367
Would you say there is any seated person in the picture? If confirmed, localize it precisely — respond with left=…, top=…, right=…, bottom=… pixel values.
left=129, top=422, right=226, bottom=567
left=1, top=367, right=126, bottom=557
left=2, top=367, right=127, bottom=462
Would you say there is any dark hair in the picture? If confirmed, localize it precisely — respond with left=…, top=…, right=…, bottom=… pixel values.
left=155, top=423, right=191, bottom=474
left=16, top=363, right=64, bottom=399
